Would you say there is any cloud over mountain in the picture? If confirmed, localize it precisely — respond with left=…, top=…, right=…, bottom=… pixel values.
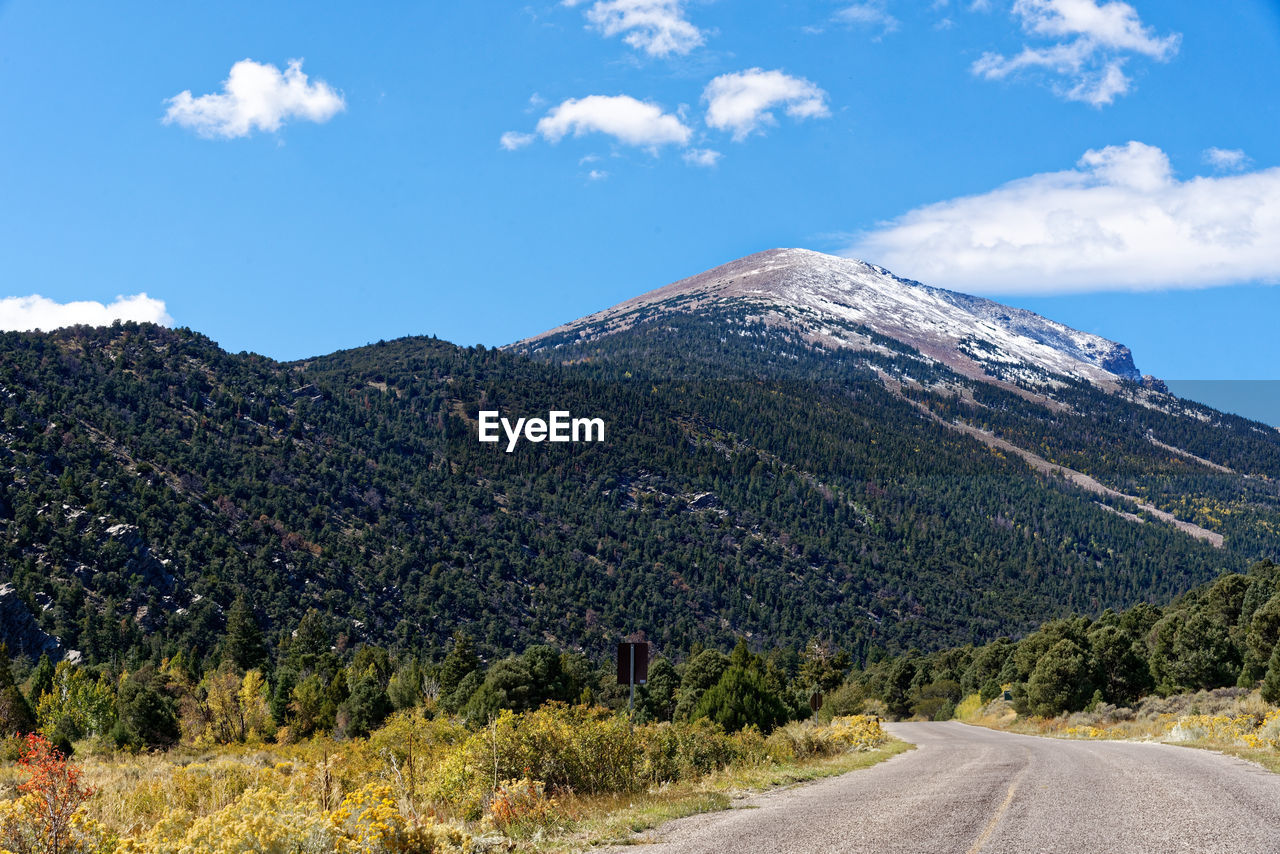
left=703, top=69, right=829, bottom=141
left=849, top=141, right=1280, bottom=293
left=0, top=294, right=173, bottom=332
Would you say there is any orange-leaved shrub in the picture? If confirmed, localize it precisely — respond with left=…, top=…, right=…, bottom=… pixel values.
left=0, top=733, right=112, bottom=854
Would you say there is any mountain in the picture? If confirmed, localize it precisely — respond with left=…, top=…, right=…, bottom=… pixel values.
left=3, top=250, right=1280, bottom=671
left=516, top=248, right=1143, bottom=389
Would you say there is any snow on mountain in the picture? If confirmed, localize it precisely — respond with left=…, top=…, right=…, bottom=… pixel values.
left=517, top=248, right=1142, bottom=387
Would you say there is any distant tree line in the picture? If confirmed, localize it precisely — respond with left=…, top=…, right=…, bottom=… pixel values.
left=0, top=590, right=853, bottom=750
left=845, top=559, right=1280, bottom=720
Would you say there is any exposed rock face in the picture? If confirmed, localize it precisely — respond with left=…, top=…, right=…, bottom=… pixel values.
left=515, top=248, right=1144, bottom=387
left=104, top=523, right=177, bottom=595
left=1142, top=375, right=1170, bottom=394
left=0, top=581, right=64, bottom=661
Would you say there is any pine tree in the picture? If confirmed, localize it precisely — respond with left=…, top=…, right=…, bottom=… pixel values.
left=1261, top=645, right=1280, bottom=705
left=438, top=632, right=479, bottom=700
left=27, top=654, right=55, bottom=706
left=224, top=595, right=269, bottom=673
left=0, top=644, right=36, bottom=735
left=692, top=665, right=789, bottom=734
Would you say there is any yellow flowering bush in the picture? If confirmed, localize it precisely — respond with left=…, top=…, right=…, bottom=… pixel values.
left=765, top=715, right=888, bottom=760
left=826, top=715, right=889, bottom=752
left=1244, top=708, right=1280, bottom=749
left=330, top=783, right=470, bottom=854
left=116, top=784, right=470, bottom=854
left=1166, top=713, right=1261, bottom=744
left=114, top=786, right=333, bottom=854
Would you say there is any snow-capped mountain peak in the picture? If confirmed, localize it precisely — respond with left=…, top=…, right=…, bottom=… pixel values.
left=516, top=248, right=1141, bottom=387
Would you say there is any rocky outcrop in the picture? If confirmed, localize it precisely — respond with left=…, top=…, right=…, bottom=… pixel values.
left=1142, top=375, right=1170, bottom=393
left=0, top=581, right=64, bottom=660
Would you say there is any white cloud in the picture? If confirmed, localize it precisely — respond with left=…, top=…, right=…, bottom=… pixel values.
left=683, top=148, right=722, bottom=167
left=0, top=294, right=173, bottom=332
left=532, top=95, right=692, bottom=148
left=703, top=69, right=830, bottom=141
left=588, top=169, right=610, bottom=181
left=1204, top=147, right=1251, bottom=173
left=500, top=131, right=536, bottom=150
left=165, top=59, right=345, bottom=139
left=846, top=141, right=1280, bottom=293
left=563, top=0, right=704, bottom=56
left=835, top=2, right=900, bottom=36
left=973, top=0, right=1179, bottom=106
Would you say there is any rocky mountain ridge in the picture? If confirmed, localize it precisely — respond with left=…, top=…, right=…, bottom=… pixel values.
left=516, top=248, right=1143, bottom=389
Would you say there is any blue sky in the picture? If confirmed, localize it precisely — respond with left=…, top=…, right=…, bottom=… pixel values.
left=1, top=0, right=1278, bottom=387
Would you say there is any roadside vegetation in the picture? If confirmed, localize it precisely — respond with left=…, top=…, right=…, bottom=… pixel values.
left=955, top=687, right=1280, bottom=771
left=0, top=706, right=895, bottom=853
left=839, top=559, right=1280, bottom=770
left=0, top=633, right=898, bottom=853
left=840, top=559, right=1280, bottom=722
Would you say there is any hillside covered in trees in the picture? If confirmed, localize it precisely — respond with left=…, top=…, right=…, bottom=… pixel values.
left=3, top=315, right=1280, bottom=680
left=848, top=558, right=1280, bottom=722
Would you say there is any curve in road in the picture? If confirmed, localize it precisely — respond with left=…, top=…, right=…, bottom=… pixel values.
left=607, top=721, right=1280, bottom=853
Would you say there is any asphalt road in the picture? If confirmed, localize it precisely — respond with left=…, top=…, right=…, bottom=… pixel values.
left=609, top=721, right=1280, bottom=853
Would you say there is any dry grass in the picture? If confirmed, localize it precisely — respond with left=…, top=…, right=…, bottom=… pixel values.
left=954, top=689, right=1280, bottom=775
left=1, top=712, right=909, bottom=853
left=543, top=739, right=913, bottom=853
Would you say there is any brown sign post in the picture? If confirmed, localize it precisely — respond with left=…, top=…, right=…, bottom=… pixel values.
left=617, top=642, right=649, bottom=719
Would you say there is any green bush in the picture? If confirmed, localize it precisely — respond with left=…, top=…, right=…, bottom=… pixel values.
left=692, top=666, right=789, bottom=735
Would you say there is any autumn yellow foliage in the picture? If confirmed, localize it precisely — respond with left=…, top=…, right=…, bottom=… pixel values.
left=0, top=705, right=897, bottom=852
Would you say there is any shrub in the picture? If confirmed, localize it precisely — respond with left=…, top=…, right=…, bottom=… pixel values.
left=487, top=778, right=561, bottom=834
left=0, top=733, right=111, bottom=854
left=692, top=667, right=789, bottom=735
left=953, top=694, right=984, bottom=721
left=812, top=683, right=864, bottom=724
left=637, top=718, right=739, bottom=784
left=764, top=715, right=887, bottom=761
left=116, top=782, right=470, bottom=854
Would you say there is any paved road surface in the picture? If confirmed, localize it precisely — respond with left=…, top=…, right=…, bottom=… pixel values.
left=608, top=722, right=1280, bottom=853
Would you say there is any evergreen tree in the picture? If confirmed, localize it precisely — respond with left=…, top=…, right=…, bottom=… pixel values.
left=27, top=653, right=55, bottom=706
left=673, top=649, right=729, bottom=720
left=1262, top=644, right=1280, bottom=705
left=338, top=673, right=392, bottom=738
left=798, top=638, right=850, bottom=695
left=438, top=633, right=482, bottom=714
left=641, top=658, right=679, bottom=722
left=692, top=666, right=789, bottom=734
left=1088, top=625, right=1152, bottom=706
left=289, top=610, right=332, bottom=674
left=1026, top=639, right=1092, bottom=716
left=114, top=666, right=179, bottom=748
left=224, top=595, right=269, bottom=673
left=271, top=667, right=299, bottom=725
left=387, top=658, right=425, bottom=710
left=0, top=645, right=36, bottom=736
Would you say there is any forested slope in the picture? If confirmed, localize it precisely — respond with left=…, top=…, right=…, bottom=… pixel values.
left=3, top=316, right=1277, bottom=672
